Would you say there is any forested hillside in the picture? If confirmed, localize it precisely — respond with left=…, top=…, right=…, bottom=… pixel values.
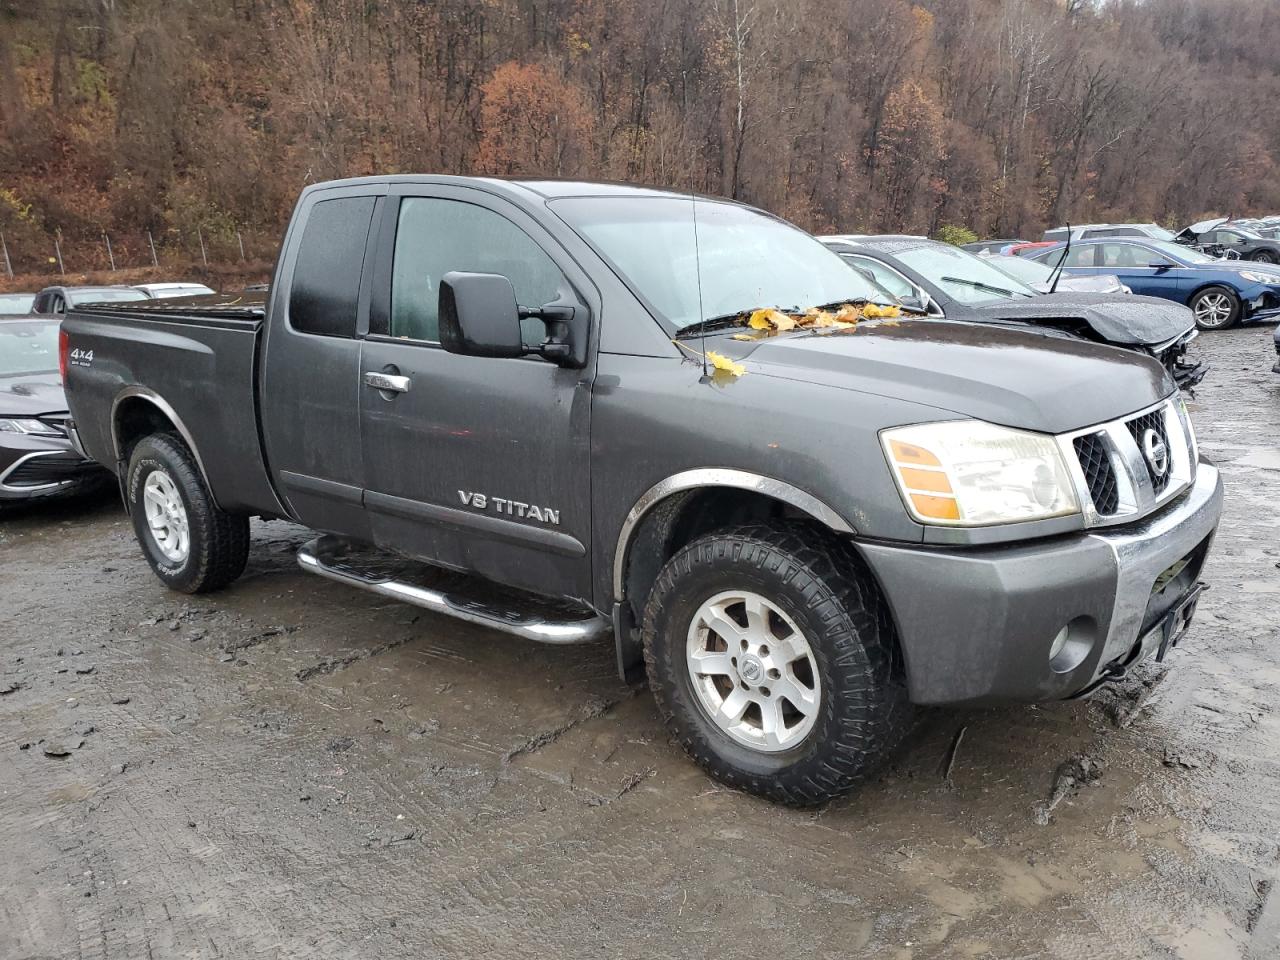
left=1, top=0, right=1277, bottom=275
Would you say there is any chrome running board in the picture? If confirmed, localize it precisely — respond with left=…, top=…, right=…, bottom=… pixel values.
left=296, top=536, right=610, bottom=645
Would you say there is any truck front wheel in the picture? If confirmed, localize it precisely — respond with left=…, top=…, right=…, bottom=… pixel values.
left=126, top=433, right=250, bottom=594
left=642, top=523, right=911, bottom=805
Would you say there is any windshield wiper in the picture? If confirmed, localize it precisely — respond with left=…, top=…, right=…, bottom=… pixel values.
left=939, top=276, right=1033, bottom=299
left=675, top=312, right=764, bottom=338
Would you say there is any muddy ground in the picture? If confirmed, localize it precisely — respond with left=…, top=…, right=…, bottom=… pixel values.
left=2, top=326, right=1279, bottom=960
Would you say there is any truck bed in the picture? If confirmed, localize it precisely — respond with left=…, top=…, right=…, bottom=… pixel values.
left=62, top=296, right=284, bottom=517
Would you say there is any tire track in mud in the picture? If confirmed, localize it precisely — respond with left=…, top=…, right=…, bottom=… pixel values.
left=294, top=634, right=417, bottom=681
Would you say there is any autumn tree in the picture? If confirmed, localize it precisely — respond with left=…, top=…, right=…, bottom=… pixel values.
left=475, top=63, right=594, bottom=177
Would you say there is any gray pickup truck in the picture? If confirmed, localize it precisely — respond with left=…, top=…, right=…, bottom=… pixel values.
left=62, top=176, right=1223, bottom=804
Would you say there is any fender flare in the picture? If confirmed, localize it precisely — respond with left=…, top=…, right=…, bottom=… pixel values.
left=611, top=468, right=855, bottom=602
left=110, top=386, right=220, bottom=508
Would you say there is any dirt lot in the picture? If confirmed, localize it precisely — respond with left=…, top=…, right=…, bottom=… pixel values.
left=2, top=325, right=1279, bottom=960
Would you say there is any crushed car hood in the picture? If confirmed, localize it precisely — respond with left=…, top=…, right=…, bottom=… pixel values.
left=1178, top=217, right=1229, bottom=240
left=0, top=372, right=68, bottom=416
left=965, top=292, right=1192, bottom=346
left=721, top=318, right=1170, bottom=434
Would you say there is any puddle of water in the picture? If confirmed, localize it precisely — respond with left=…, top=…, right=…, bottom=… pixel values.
left=1235, top=448, right=1280, bottom=470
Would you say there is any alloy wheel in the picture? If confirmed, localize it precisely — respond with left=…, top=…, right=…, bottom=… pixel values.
left=1193, top=292, right=1233, bottom=328
left=143, top=470, right=190, bottom=563
left=685, top=590, right=821, bottom=752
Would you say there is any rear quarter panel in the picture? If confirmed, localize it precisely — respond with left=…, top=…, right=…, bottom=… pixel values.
left=61, top=309, right=284, bottom=515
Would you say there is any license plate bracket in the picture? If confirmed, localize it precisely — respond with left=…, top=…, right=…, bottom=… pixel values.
left=1155, top=582, right=1205, bottom=662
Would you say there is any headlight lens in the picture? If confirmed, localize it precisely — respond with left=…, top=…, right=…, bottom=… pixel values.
left=0, top=417, right=61, bottom=436
left=882, top=420, right=1079, bottom=526
left=1240, top=270, right=1280, bottom=284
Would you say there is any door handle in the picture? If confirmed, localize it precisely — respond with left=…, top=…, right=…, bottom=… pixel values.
left=364, top=371, right=411, bottom=393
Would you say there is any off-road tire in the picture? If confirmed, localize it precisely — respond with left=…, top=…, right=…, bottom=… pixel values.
left=126, top=433, right=250, bottom=593
left=642, top=522, right=912, bottom=805
left=1190, top=285, right=1241, bottom=330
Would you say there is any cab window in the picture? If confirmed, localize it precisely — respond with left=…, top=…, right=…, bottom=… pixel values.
left=389, top=198, right=565, bottom=343
left=288, top=196, right=377, bottom=337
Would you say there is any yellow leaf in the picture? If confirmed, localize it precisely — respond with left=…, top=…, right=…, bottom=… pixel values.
left=833, top=304, right=863, bottom=324
left=747, top=308, right=796, bottom=331
left=863, top=303, right=903, bottom=319
left=803, top=309, right=838, bottom=327
left=731, top=333, right=756, bottom=340
left=705, top=351, right=746, bottom=377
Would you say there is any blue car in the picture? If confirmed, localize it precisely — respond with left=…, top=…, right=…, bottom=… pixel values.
left=1032, top=237, right=1280, bottom=330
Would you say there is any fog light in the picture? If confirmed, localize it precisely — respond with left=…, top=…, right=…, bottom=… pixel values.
left=1048, top=625, right=1070, bottom=662
left=1048, top=618, right=1095, bottom=674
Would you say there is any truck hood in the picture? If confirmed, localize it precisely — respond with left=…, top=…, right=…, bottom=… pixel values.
left=723, top=319, right=1170, bottom=435
left=0, top=372, right=67, bottom=416
left=965, top=293, right=1192, bottom=346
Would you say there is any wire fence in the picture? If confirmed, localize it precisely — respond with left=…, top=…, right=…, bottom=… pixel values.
left=0, top=227, right=268, bottom=281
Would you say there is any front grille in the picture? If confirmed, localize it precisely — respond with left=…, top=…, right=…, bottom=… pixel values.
left=1126, top=410, right=1172, bottom=495
left=1073, top=432, right=1119, bottom=514
left=4, top=455, right=97, bottom=487
left=1065, top=399, right=1193, bottom=525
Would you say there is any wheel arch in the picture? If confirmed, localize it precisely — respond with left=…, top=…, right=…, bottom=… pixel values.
left=1186, top=280, right=1241, bottom=302
left=111, top=387, right=220, bottom=508
left=612, top=469, right=856, bottom=609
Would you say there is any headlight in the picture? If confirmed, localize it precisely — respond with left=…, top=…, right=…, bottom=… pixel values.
left=0, top=417, right=61, bottom=437
left=1239, top=270, right=1280, bottom=284
left=882, top=420, right=1079, bottom=526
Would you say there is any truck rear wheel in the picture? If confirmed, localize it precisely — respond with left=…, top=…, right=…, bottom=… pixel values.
left=126, top=433, right=250, bottom=594
left=641, top=523, right=911, bottom=805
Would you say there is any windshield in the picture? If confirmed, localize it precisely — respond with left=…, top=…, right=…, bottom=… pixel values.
left=0, top=320, right=60, bottom=376
left=550, top=197, right=887, bottom=330
left=0, top=293, right=35, bottom=315
left=893, top=243, right=1038, bottom=302
left=67, top=288, right=149, bottom=306
left=1144, top=225, right=1177, bottom=241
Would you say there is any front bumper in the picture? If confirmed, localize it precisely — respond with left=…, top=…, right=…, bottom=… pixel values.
left=0, top=438, right=109, bottom=502
left=858, top=462, right=1223, bottom=705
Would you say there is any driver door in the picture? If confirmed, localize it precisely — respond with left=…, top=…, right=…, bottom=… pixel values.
left=358, top=187, right=597, bottom=601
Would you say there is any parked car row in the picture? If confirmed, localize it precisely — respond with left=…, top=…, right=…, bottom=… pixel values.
left=820, top=234, right=1204, bottom=388
left=26, top=281, right=216, bottom=315
left=51, top=176, right=1223, bottom=805
left=0, top=279, right=219, bottom=506
left=1027, top=238, right=1280, bottom=331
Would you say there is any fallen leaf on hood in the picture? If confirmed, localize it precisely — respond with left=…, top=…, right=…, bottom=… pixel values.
left=673, top=340, right=747, bottom=378
left=747, top=308, right=796, bottom=331
left=731, top=333, right=758, bottom=340
left=863, top=303, right=902, bottom=319
left=705, top=351, right=746, bottom=377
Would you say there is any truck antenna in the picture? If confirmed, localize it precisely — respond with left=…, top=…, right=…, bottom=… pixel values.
left=690, top=182, right=709, bottom=380
left=1048, top=222, right=1072, bottom=294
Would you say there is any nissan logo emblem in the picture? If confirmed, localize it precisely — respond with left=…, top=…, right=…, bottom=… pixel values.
left=1142, top=428, right=1169, bottom=477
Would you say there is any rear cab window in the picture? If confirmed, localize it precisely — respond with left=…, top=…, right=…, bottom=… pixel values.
left=288, top=196, right=377, bottom=337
